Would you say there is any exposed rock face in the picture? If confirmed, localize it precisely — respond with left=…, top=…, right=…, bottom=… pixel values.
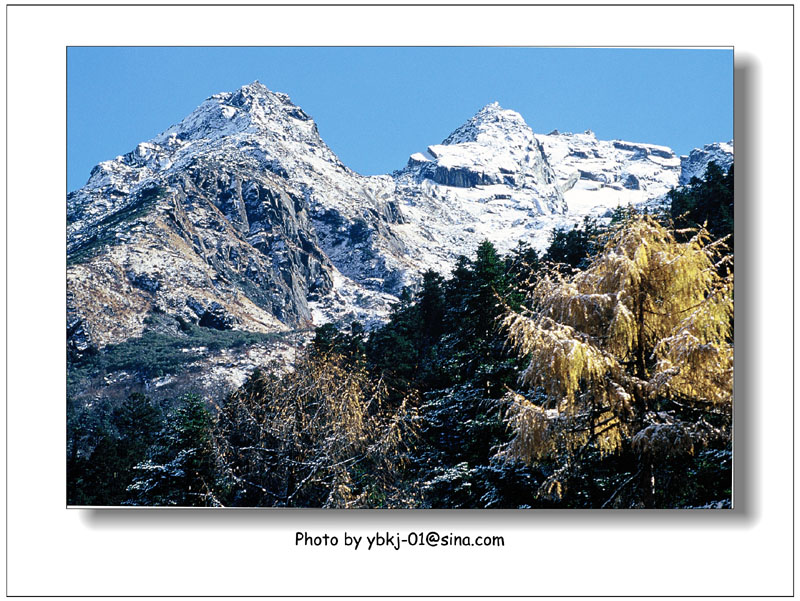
left=67, top=167, right=316, bottom=349
left=679, top=141, right=734, bottom=185
left=66, top=316, right=93, bottom=359
left=198, top=302, right=236, bottom=330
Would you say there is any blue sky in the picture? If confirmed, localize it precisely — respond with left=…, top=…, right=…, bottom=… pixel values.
left=67, top=47, right=732, bottom=192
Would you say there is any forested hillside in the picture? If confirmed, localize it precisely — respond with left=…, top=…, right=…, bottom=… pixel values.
left=68, top=164, right=733, bottom=508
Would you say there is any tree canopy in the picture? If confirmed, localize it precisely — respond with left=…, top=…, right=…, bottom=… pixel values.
left=500, top=214, right=733, bottom=506
left=214, top=352, right=418, bottom=507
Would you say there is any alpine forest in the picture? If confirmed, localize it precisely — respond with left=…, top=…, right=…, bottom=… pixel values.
left=68, top=162, right=734, bottom=509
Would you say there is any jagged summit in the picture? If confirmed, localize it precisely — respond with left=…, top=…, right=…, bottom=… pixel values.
left=208, top=79, right=272, bottom=102
left=397, top=102, right=563, bottom=215
left=386, top=102, right=567, bottom=276
left=150, top=80, right=317, bottom=147
left=442, top=102, right=532, bottom=146
left=73, top=81, right=328, bottom=199
left=235, top=79, right=269, bottom=94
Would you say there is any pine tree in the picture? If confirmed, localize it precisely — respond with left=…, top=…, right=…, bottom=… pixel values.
left=127, top=394, right=219, bottom=506
left=504, top=241, right=542, bottom=306
left=80, top=393, right=163, bottom=505
left=443, top=241, right=510, bottom=370
left=669, top=162, right=734, bottom=250
left=499, top=214, right=733, bottom=506
left=418, top=270, right=445, bottom=343
left=366, top=292, right=423, bottom=398
left=544, top=217, right=601, bottom=271
left=469, top=240, right=508, bottom=340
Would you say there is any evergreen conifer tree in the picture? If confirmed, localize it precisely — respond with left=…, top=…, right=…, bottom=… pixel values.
left=544, top=217, right=601, bottom=270
left=81, top=393, right=162, bottom=504
left=127, top=394, right=218, bottom=506
left=669, top=162, right=734, bottom=249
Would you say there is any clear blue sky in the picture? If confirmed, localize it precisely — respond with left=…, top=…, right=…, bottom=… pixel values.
left=67, top=47, right=732, bottom=192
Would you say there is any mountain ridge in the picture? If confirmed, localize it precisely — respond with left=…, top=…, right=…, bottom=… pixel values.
left=67, top=81, right=733, bottom=356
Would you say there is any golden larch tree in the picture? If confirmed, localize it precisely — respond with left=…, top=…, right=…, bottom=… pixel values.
left=214, top=350, right=418, bottom=508
left=499, top=214, right=732, bottom=506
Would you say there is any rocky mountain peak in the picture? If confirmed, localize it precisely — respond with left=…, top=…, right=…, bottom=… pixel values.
left=230, top=79, right=271, bottom=99
left=226, top=81, right=311, bottom=122
left=387, top=102, right=567, bottom=275
left=149, top=81, right=318, bottom=149
left=442, top=102, right=533, bottom=146
left=398, top=102, right=560, bottom=202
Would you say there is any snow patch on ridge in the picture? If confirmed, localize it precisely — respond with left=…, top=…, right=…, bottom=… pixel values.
left=679, top=141, right=733, bottom=185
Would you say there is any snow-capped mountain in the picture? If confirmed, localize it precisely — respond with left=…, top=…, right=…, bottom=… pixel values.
left=67, top=82, right=732, bottom=354
left=400, top=102, right=564, bottom=215
left=388, top=102, right=565, bottom=274
left=68, top=82, right=409, bottom=350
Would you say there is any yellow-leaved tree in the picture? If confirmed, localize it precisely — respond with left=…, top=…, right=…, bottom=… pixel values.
left=499, top=214, right=732, bottom=507
left=214, top=351, right=418, bottom=508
